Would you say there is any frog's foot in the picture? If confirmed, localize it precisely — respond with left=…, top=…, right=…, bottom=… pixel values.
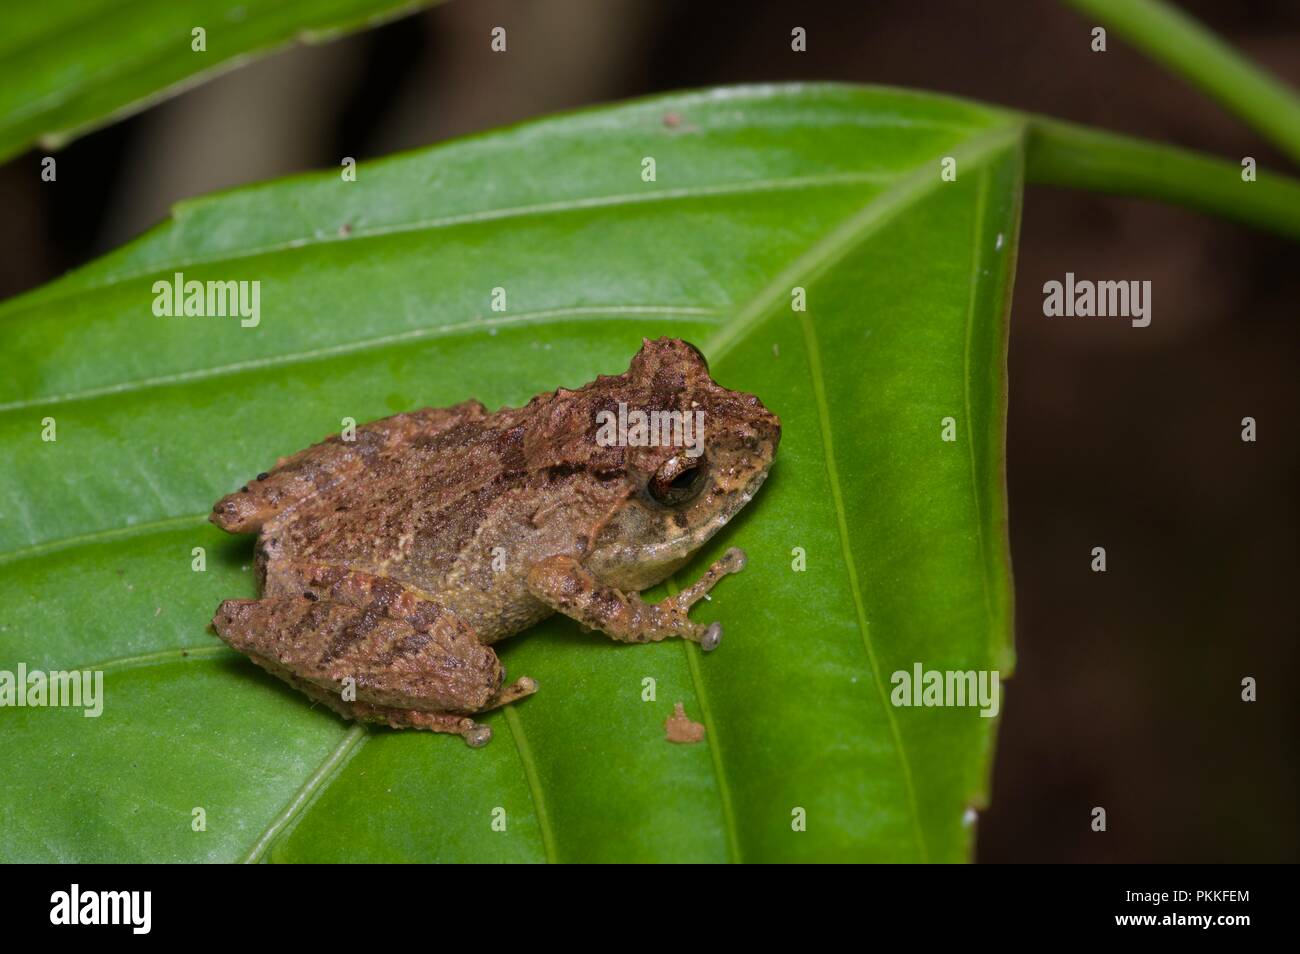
left=210, top=402, right=487, bottom=533
left=236, top=646, right=496, bottom=746
left=483, top=676, right=539, bottom=711
left=377, top=707, right=494, bottom=747
left=525, top=548, right=746, bottom=652
left=365, top=707, right=494, bottom=748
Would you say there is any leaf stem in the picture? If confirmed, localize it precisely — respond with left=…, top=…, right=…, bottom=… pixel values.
left=1062, top=0, right=1300, bottom=164
left=1023, top=116, right=1300, bottom=240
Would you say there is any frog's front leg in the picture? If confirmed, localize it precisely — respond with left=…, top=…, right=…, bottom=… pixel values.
left=526, top=548, right=746, bottom=651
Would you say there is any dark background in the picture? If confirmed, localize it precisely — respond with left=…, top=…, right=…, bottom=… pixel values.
left=2, top=0, right=1295, bottom=862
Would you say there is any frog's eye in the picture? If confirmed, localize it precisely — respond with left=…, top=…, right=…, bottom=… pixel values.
left=648, top=453, right=707, bottom=507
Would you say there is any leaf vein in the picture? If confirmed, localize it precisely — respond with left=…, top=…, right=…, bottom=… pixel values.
left=72, top=644, right=234, bottom=674
left=1, top=172, right=893, bottom=320
left=797, top=312, right=930, bottom=862
left=0, top=512, right=208, bottom=567
left=668, top=576, right=742, bottom=863
left=961, top=167, right=999, bottom=639
left=0, top=306, right=722, bottom=413
left=503, top=705, right=556, bottom=863
left=240, top=723, right=369, bottom=864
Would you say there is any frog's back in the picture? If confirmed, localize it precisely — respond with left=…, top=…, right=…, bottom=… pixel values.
left=263, top=411, right=518, bottom=582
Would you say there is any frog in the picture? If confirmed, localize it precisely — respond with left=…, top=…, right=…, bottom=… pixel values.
left=210, top=337, right=781, bottom=746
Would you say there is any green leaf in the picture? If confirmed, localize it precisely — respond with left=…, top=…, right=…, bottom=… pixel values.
left=0, top=84, right=1019, bottom=862
left=0, top=0, right=440, bottom=164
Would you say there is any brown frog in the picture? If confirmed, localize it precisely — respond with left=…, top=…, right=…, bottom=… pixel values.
left=210, top=337, right=780, bottom=746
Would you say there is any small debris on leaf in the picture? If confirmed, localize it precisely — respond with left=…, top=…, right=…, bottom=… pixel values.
left=665, top=701, right=706, bottom=744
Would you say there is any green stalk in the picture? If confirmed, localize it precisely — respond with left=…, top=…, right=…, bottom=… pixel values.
left=1063, top=0, right=1300, bottom=163
left=1024, top=116, right=1300, bottom=240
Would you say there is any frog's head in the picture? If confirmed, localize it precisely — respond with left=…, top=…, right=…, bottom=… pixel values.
left=584, top=337, right=781, bottom=590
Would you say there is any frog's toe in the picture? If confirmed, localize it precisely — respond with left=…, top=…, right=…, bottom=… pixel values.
left=462, top=723, right=493, bottom=748
left=485, top=675, right=539, bottom=710
left=700, top=621, right=723, bottom=652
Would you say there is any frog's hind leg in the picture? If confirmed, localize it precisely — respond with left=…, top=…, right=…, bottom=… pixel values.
left=263, top=562, right=542, bottom=710
left=210, top=402, right=487, bottom=533
left=526, top=548, right=746, bottom=651
left=483, top=675, right=540, bottom=710
left=213, top=592, right=506, bottom=746
left=251, top=655, right=495, bottom=746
